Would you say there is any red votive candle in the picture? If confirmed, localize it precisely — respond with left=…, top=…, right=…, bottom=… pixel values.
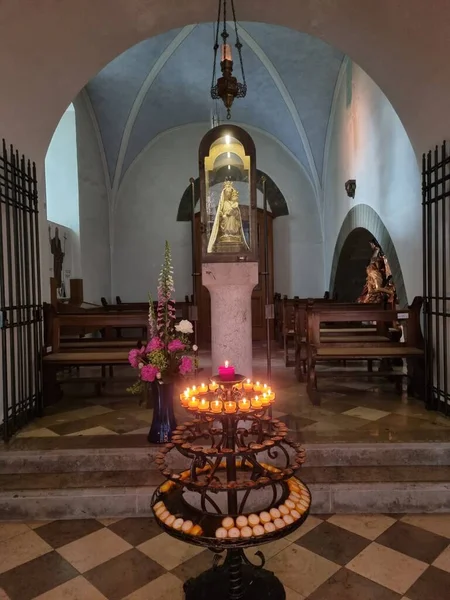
left=218, top=360, right=235, bottom=381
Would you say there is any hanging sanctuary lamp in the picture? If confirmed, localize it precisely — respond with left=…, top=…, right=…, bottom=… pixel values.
left=211, top=0, right=247, bottom=120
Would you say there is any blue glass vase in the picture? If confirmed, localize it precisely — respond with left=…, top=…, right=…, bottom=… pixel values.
left=148, top=381, right=177, bottom=444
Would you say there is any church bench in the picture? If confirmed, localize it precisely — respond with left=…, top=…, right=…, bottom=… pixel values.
left=42, top=312, right=149, bottom=405
left=304, top=298, right=424, bottom=404
left=281, top=296, right=333, bottom=366
left=294, top=300, right=386, bottom=378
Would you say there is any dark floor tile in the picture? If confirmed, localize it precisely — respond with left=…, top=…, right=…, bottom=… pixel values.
left=406, top=565, right=450, bottom=600
left=308, top=567, right=402, bottom=600
left=376, top=520, right=449, bottom=563
left=171, top=550, right=215, bottom=582
left=34, top=519, right=104, bottom=548
left=278, top=414, right=317, bottom=431
left=84, top=548, right=165, bottom=600
left=296, top=521, right=371, bottom=566
left=108, top=518, right=162, bottom=546
left=0, top=551, right=78, bottom=600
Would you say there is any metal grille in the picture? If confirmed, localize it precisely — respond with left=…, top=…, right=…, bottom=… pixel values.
left=0, top=139, right=43, bottom=440
left=422, top=141, right=450, bottom=415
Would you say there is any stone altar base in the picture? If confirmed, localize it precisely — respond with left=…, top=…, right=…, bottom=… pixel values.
left=202, top=262, right=259, bottom=377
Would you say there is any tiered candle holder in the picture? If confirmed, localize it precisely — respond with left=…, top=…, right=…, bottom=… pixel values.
left=151, top=374, right=311, bottom=600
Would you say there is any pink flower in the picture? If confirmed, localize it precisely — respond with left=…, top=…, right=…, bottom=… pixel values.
left=146, top=337, right=164, bottom=353
left=128, top=347, right=144, bottom=368
left=141, top=364, right=159, bottom=382
left=179, top=356, right=193, bottom=375
left=168, top=339, right=185, bottom=352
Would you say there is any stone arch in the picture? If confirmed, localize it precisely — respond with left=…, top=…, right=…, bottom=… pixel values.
left=329, top=204, right=407, bottom=306
left=176, top=170, right=289, bottom=221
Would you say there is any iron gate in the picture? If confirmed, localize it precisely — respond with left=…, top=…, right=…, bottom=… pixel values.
left=422, top=141, right=450, bottom=416
left=0, top=139, right=43, bottom=440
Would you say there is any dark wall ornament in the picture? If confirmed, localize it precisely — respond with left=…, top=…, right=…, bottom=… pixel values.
left=345, top=179, right=356, bottom=198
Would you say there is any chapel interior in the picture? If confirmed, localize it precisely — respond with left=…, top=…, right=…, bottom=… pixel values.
left=0, top=2, right=450, bottom=600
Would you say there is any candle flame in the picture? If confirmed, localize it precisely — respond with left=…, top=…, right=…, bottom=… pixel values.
left=225, top=360, right=229, bottom=368
left=247, top=379, right=250, bottom=384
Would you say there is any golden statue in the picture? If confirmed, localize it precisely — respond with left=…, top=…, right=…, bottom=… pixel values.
left=207, top=180, right=250, bottom=253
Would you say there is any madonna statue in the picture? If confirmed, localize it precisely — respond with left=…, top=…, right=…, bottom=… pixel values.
left=207, top=180, right=250, bottom=254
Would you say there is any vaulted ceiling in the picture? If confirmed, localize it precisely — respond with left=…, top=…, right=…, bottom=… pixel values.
left=85, top=22, right=344, bottom=194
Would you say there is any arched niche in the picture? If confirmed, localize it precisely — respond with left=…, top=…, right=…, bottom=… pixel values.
left=329, top=204, right=407, bottom=306
left=177, top=170, right=289, bottom=221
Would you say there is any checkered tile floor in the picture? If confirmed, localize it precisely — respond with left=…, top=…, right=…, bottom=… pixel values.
left=0, top=514, right=449, bottom=599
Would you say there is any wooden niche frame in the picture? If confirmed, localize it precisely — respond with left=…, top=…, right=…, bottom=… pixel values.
left=199, top=124, right=258, bottom=263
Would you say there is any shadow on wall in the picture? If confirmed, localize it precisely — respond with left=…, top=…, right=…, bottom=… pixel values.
left=329, top=204, right=408, bottom=306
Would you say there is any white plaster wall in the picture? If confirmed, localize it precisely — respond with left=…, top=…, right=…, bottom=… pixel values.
left=74, top=95, right=111, bottom=304
left=113, top=123, right=322, bottom=300
left=323, top=63, right=421, bottom=301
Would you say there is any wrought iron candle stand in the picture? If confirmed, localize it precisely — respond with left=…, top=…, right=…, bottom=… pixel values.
left=151, top=375, right=311, bottom=600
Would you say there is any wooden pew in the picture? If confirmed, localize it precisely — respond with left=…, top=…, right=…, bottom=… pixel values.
left=42, top=312, right=149, bottom=405
left=304, top=297, right=424, bottom=404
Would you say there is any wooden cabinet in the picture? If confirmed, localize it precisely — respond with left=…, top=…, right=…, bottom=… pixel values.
left=194, top=208, right=274, bottom=345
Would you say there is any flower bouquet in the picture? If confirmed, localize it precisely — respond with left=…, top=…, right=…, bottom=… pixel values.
left=128, top=241, right=197, bottom=442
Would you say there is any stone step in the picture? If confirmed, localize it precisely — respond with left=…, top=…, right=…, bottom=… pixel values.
left=0, top=466, right=449, bottom=520
left=1, top=442, right=449, bottom=475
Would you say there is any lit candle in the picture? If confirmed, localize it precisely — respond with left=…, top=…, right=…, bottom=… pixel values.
left=221, top=43, right=232, bottom=62
left=198, top=383, right=208, bottom=395
left=218, top=360, right=235, bottom=381
left=253, top=381, right=262, bottom=392
left=198, top=398, right=209, bottom=411
left=211, top=399, right=223, bottom=413
left=261, top=393, right=271, bottom=406
left=209, top=380, right=219, bottom=392
left=238, top=397, right=250, bottom=411
left=263, top=383, right=268, bottom=392
left=251, top=395, right=262, bottom=409
left=243, top=379, right=253, bottom=392
left=188, top=396, right=199, bottom=410
left=225, top=400, right=237, bottom=413
left=180, top=391, right=190, bottom=407
left=267, top=388, right=275, bottom=402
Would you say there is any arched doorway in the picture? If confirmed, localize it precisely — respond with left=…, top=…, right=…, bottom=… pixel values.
left=333, top=228, right=374, bottom=302
left=330, top=204, right=407, bottom=306
left=177, top=171, right=289, bottom=344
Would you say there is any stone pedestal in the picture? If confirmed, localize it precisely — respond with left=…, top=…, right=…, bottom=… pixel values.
left=202, top=263, right=258, bottom=377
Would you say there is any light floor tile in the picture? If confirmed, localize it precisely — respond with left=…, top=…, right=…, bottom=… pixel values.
left=247, top=538, right=290, bottom=562
left=66, top=426, right=117, bottom=436
left=346, top=542, right=428, bottom=595
left=266, top=544, right=340, bottom=597
left=122, top=572, right=184, bottom=600
left=120, top=409, right=154, bottom=423
left=0, top=588, right=10, bottom=599
left=401, top=515, right=450, bottom=539
left=343, top=406, right=391, bottom=421
left=57, top=528, right=131, bottom=573
left=16, top=428, right=59, bottom=438
left=327, top=514, right=396, bottom=541
left=285, top=516, right=323, bottom=542
left=0, top=530, right=52, bottom=574
left=96, top=518, right=122, bottom=526
left=33, top=575, right=108, bottom=599
left=284, top=586, right=305, bottom=600
left=0, top=523, right=30, bottom=543
left=138, top=533, right=203, bottom=571
left=432, top=544, right=450, bottom=573
left=26, top=521, right=53, bottom=529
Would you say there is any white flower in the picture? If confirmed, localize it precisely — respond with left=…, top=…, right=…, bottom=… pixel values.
left=193, top=344, right=198, bottom=352
left=138, top=363, right=144, bottom=370
left=175, top=320, right=194, bottom=335
left=156, top=372, right=162, bottom=379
